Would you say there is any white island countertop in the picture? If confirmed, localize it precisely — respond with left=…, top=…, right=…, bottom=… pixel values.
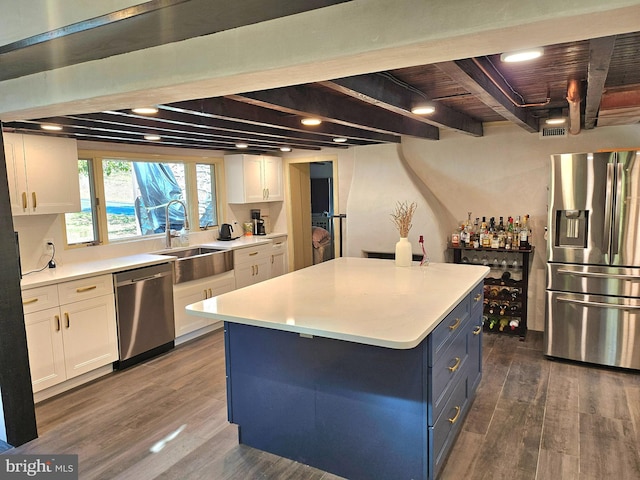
left=187, top=257, right=489, bottom=349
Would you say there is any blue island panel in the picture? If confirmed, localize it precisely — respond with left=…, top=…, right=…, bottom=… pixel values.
left=224, top=322, right=429, bottom=480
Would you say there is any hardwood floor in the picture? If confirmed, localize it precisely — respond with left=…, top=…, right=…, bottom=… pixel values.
left=5, top=328, right=640, bottom=479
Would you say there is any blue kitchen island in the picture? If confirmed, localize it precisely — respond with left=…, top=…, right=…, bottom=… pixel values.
left=186, top=258, right=488, bottom=479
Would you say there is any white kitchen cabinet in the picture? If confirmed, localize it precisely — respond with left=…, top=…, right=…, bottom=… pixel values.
left=234, top=243, right=271, bottom=289
left=3, top=132, right=81, bottom=216
left=173, top=270, right=235, bottom=338
left=270, top=235, right=288, bottom=278
left=225, top=154, right=283, bottom=203
left=22, top=274, right=118, bottom=394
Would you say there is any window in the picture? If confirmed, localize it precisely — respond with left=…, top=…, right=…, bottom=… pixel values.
left=65, top=159, right=98, bottom=245
left=64, top=152, right=220, bottom=246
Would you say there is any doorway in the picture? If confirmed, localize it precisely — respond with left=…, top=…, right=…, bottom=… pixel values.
left=287, top=156, right=338, bottom=271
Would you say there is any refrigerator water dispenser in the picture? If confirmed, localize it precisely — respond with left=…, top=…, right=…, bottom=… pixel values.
left=555, top=210, right=588, bottom=247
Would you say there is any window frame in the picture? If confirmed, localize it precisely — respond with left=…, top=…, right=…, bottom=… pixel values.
left=64, top=149, right=223, bottom=247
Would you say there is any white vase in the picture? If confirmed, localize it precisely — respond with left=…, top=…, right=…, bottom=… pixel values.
left=395, top=237, right=412, bottom=267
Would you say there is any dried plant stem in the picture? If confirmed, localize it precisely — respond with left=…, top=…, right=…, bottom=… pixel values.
left=390, top=201, right=417, bottom=237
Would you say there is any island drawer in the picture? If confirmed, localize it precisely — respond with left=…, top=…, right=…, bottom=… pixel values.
left=470, top=282, right=484, bottom=314
left=22, top=285, right=59, bottom=315
left=431, top=325, right=470, bottom=419
left=433, top=371, right=471, bottom=476
left=430, top=299, right=470, bottom=358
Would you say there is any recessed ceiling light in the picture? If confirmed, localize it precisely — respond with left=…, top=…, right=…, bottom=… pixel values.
left=280, top=146, right=292, bottom=152
left=301, top=117, right=322, bottom=126
left=500, top=48, right=544, bottom=63
left=332, top=137, right=348, bottom=143
left=41, top=124, right=63, bottom=131
left=235, top=143, right=248, bottom=149
left=410, top=103, right=436, bottom=115
left=132, top=107, right=159, bottom=115
left=144, top=134, right=161, bottom=141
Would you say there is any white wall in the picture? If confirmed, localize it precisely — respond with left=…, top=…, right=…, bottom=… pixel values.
left=344, top=122, right=640, bottom=331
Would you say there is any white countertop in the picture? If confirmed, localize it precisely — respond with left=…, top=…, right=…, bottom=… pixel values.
left=186, top=257, right=489, bottom=349
left=20, top=233, right=287, bottom=290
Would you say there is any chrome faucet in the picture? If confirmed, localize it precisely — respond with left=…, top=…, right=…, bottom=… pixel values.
left=165, top=199, right=189, bottom=248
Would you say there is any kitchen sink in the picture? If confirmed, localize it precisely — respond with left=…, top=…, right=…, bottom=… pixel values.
left=158, top=247, right=234, bottom=284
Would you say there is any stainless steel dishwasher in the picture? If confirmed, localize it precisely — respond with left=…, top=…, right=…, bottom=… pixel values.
left=114, top=262, right=175, bottom=369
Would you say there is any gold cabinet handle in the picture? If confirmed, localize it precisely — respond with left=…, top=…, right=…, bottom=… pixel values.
left=76, top=285, right=98, bottom=293
left=473, top=326, right=482, bottom=335
left=208, top=288, right=212, bottom=298
left=55, top=315, right=60, bottom=332
left=255, top=265, right=259, bottom=275
left=203, top=289, right=208, bottom=299
left=271, top=255, right=274, bottom=264
left=448, top=356, right=461, bottom=372
left=32, top=191, right=37, bottom=209
left=474, top=293, right=482, bottom=302
left=22, top=192, right=27, bottom=210
left=249, top=251, right=258, bottom=256
left=448, top=406, right=461, bottom=424
left=274, top=242, right=283, bottom=246
left=449, top=317, right=461, bottom=331
left=23, top=297, right=38, bottom=305
left=64, top=312, right=70, bottom=328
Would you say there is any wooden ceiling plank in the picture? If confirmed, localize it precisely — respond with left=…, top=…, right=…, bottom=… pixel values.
left=231, top=85, right=440, bottom=140
left=320, top=74, right=483, bottom=137
left=179, top=97, right=400, bottom=143
left=584, top=35, right=616, bottom=130
left=436, top=59, right=539, bottom=133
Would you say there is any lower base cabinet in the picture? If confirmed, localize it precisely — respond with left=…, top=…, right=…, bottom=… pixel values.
left=23, top=274, right=118, bottom=394
left=173, top=271, right=235, bottom=338
left=224, top=281, right=484, bottom=479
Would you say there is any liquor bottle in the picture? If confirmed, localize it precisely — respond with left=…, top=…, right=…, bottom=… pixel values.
left=519, top=214, right=530, bottom=250
left=512, top=216, right=520, bottom=249
left=505, top=216, right=514, bottom=250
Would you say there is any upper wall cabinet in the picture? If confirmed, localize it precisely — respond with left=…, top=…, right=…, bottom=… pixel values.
left=225, top=154, right=283, bottom=203
left=3, top=132, right=81, bottom=216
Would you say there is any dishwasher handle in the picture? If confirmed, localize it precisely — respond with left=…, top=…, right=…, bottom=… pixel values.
left=115, top=265, right=173, bottom=287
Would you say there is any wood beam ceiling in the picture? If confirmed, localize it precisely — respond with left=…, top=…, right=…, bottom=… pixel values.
left=584, top=36, right=616, bottom=129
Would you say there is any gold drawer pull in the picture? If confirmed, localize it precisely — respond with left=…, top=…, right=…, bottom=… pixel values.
left=55, top=315, right=60, bottom=332
left=474, top=293, right=482, bottom=302
left=23, top=298, right=39, bottom=305
left=473, top=326, right=482, bottom=335
left=249, top=251, right=258, bottom=256
left=448, top=357, right=461, bottom=373
left=449, top=317, right=461, bottom=331
left=448, top=406, right=461, bottom=424
left=76, top=285, right=97, bottom=293
left=274, top=242, right=283, bottom=246
left=64, top=312, right=70, bottom=328
left=22, top=192, right=27, bottom=209
left=32, top=191, right=37, bottom=209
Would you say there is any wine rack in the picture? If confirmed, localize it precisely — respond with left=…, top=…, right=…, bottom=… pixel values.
left=450, top=246, right=533, bottom=340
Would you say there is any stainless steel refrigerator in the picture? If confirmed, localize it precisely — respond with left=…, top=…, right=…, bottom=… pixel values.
left=545, top=151, right=640, bottom=369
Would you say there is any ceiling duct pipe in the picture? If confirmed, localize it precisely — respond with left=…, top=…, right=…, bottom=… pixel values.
left=567, top=79, right=582, bottom=135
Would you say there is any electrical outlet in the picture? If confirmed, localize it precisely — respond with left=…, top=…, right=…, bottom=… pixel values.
left=44, top=238, right=54, bottom=254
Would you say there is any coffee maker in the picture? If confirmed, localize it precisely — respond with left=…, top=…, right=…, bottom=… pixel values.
left=251, top=209, right=266, bottom=235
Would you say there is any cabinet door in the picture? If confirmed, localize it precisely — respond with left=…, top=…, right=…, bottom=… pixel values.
left=243, top=155, right=266, bottom=203
left=3, top=132, right=29, bottom=216
left=22, top=134, right=81, bottom=214
left=270, top=238, right=288, bottom=278
left=174, top=283, right=208, bottom=337
left=262, top=156, right=283, bottom=201
left=24, top=307, right=66, bottom=392
left=60, top=294, right=118, bottom=379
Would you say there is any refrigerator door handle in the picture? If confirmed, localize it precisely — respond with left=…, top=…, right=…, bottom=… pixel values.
left=557, top=268, right=640, bottom=281
left=611, top=162, right=624, bottom=256
left=603, top=162, right=615, bottom=256
left=557, top=296, right=640, bottom=310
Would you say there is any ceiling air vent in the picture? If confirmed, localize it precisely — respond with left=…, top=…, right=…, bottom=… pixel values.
left=539, top=126, right=568, bottom=138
